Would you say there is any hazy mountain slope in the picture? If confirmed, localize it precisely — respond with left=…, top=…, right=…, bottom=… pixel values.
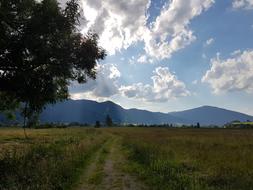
left=40, top=100, right=125, bottom=124
left=40, top=99, right=187, bottom=125
left=1, top=100, right=252, bottom=126
left=169, top=106, right=253, bottom=125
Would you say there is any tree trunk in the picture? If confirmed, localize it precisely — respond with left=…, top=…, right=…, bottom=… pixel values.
left=23, top=102, right=28, bottom=139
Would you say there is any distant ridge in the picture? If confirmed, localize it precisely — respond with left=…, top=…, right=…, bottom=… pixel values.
left=1, top=99, right=253, bottom=126
left=40, top=99, right=188, bottom=125
left=169, top=105, right=253, bottom=125
left=39, top=99, right=253, bottom=126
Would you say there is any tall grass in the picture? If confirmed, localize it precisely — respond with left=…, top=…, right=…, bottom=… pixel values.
left=0, top=128, right=109, bottom=190
left=1, top=127, right=253, bottom=190
left=116, top=128, right=253, bottom=190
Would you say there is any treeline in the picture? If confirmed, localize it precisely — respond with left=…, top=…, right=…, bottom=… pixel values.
left=224, top=121, right=253, bottom=129
left=0, top=122, right=206, bottom=129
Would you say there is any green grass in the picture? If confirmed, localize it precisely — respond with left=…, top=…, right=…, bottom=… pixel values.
left=87, top=141, right=110, bottom=185
left=226, top=121, right=253, bottom=128
left=112, top=128, right=253, bottom=190
left=233, top=122, right=253, bottom=125
left=0, top=127, right=109, bottom=190
left=1, top=127, right=253, bottom=190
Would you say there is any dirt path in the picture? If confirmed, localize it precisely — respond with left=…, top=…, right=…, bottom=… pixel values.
left=76, top=137, right=147, bottom=190
left=76, top=139, right=111, bottom=190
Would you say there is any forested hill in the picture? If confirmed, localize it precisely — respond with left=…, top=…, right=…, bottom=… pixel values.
left=39, top=99, right=253, bottom=126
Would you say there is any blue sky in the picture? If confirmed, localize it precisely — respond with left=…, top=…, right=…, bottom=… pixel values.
left=69, top=0, right=253, bottom=115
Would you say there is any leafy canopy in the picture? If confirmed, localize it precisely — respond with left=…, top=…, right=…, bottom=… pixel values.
left=105, top=114, right=113, bottom=126
left=0, top=0, right=106, bottom=118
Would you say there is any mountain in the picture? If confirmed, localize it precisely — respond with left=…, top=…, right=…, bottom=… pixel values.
left=169, top=106, right=253, bottom=126
left=1, top=99, right=253, bottom=126
left=40, top=100, right=253, bottom=126
left=40, top=99, right=188, bottom=125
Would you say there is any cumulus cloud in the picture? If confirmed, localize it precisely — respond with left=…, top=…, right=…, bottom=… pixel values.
left=137, top=54, right=154, bottom=64
left=232, top=0, right=253, bottom=9
left=79, top=0, right=214, bottom=59
left=120, top=67, right=190, bottom=101
left=128, top=56, right=136, bottom=65
left=137, top=55, right=147, bottom=63
left=144, top=0, right=214, bottom=59
left=120, top=83, right=153, bottom=100
left=57, top=0, right=68, bottom=7
left=70, top=64, right=121, bottom=99
left=192, top=80, right=198, bottom=84
left=71, top=65, right=189, bottom=102
left=204, top=38, right=214, bottom=46
left=80, top=0, right=150, bottom=55
left=230, top=49, right=241, bottom=56
left=202, top=50, right=253, bottom=94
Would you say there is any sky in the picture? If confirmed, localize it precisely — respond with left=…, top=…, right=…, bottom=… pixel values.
left=65, top=0, right=253, bottom=115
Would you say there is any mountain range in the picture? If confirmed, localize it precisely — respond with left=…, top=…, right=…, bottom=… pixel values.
left=36, top=99, right=253, bottom=126
left=1, top=99, right=252, bottom=126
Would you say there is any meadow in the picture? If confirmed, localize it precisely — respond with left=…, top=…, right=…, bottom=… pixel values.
left=0, top=127, right=253, bottom=190
left=0, top=128, right=110, bottom=190
left=115, top=128, right=253, bottom=190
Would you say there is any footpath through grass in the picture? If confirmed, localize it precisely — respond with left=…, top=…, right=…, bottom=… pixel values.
left=0, top=127, right=110, bottom=190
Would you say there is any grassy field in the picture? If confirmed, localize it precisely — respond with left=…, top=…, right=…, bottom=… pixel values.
left=0, top=127, right=253, bottom=190
left=115, top=128, right=253, bottom=190
left=0, top=128, right=111, bottom=190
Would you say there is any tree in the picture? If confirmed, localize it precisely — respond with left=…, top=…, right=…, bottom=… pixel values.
left=95, top=121, right=100, bottom=128
left=196, top=122, right=200, bottom=128
left=0, top=0, right=106, bottom=132
left=105, top=114, right=113, bottom=127
left=0, top=92, right=19, bottom=120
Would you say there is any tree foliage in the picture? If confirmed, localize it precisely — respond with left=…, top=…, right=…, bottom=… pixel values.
left=0, top=92, right=19, bottom=120
left=95, top=120, right=100, bottom=128
left=105, top=114, right=113, bottom=126
left=0, top=0, right=106, bottom=122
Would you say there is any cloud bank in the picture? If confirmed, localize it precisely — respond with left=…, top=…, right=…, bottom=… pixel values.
left=202, top=50, right=253, bottom=94
left=80, top=0, right=215, bottom=59
left=232, top=0, right=253, bottom=10
left=120, top=67, right=190, bottom=101
left=71, top=65, right=189, bottom=102
left=70, top=64, right=120, bottom=99
left=205, top=38, right=214, bottom=46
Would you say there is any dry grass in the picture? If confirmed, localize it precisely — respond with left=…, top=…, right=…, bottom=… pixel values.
left=1, top=127, right=253, bottom=190
left=0, top=127, right=110, bottom=190
left=112, top=128, right=253, bottom=190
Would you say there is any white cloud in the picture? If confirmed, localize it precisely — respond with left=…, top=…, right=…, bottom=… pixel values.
left=57, top=0, right=68, bottom=7
left=232, top=0, right=253, bottom=9
left=71, top=65, right=189, bottom=102
left=205, top=38, right=214, bottom=46
left=80, top=0, right=150, bottom=55
left=128, top=56, right=136, bottom=65
left=202, top=50, right=253, bottom=94
left=120, top=67, right=190, bottom=101
left=79, top=0, right=214, bottom=60
left=120, top=83, right=153, bottom=100
left=144, top=0, right=214, bottom=59
left=137, top=54, right=154, bottom=64
left=231, top=49, right=241, bottom=56
left=70, top=64, right=120, bottom=99
left=192, top=80, right=198, bottom=84
left=137, top=55, right=147, bottom=63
